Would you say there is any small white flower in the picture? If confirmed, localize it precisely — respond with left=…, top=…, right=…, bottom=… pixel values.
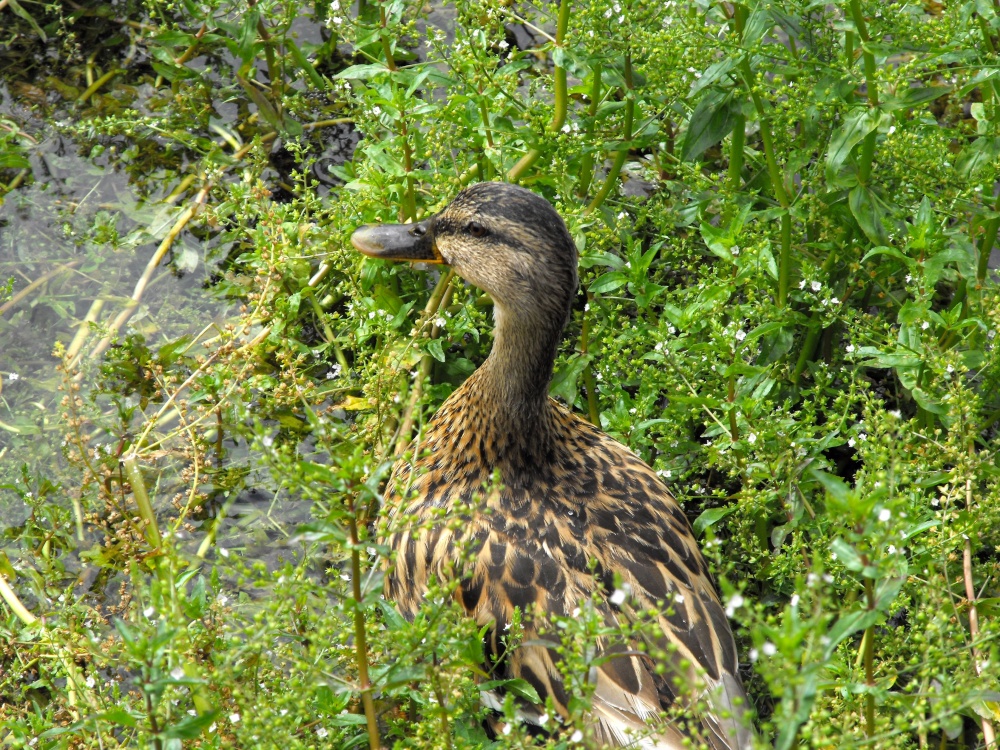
left=921, top=321, right=930, bottom=330
left=171, top=667, right=185, bottom=680
left=724, top=593, right=744, bottom=617
left=219, top=547, right=230, bottom=558
left=846, top=344, right=855, bottom=353
left=887, top=545, right=897, bottom=554
left=610, top=588, right=627, bottom=606
left=316, top=728, right=328, bottom=739
left=502, top=724, right=512, bottom=736
left=498, top=40, right=509, bottom=50
left=731, top=245, right=740, bottom=256
left=790, top=594, right=800, bottom=607
left=879, top=508, right=891, bottom=522
left=905, top=274, right=913, bottom=283
left=538, top=713, right=550, bottom=726
left=811, top=281, right=822, bottom=292
left=932, top=497, right=940, bottom=507
left=8, top=372, right=19, bottom=382
left=86, top=676, right=96, bottom=688
left=799, top=279, right=807, bottom=289
left=749, top=648, right=759, bottom=662
left=674, top=593, right=685, bottom=604
left=848, top=438, right=855, bottom=447
left=946, top=364, right=954, bottom=373
left=572, top=607, right=581, bottom=618
left=887, top=125, right=896, bottom=135
left=830, top=297, right=840, bottom=305
left=859, top=433, right=867, bottom=442
left=570, top=730, right=584, bottom=743
left=143, top=606, right=155, bottom=618
left=762, top=642, right=777, bottom=656
left=735, top=329, right=746, bottom=341
left=230, top=712, right=241, bottom=724
left=747, top=433, right=757, bottom=444
left=262, top=435, right=274, bottom=447
left=807, top=573, right=819, bottom=586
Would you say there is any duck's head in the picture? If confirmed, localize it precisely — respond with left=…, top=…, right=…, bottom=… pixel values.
left=351, top=183, right=578, bottom=324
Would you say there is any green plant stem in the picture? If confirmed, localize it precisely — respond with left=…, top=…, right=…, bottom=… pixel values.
left=728, top=5, right=747, bottom=194
left=378, top=2, right=416, bottom=219
left=77, top=69, right=122, bottom=104
left=778, top=211, right=792, bottom=308
left=976, top=193, right=1000, bottom=282
left=347, top=499, right=380, bottom=750
left=728, top=113, right=745, bottom=192
left=0, top=573, right=37, bottom=625
left=738, top=60, right=790, bottom=209
left=122, top=454, right=162, bottom=549
left=738, top=54, right=792, bottom=305
left=391, top=271, right=456, bottom=458
left=430, top=654, right=453, bottom=750
left=579, top=294, right=600, bottom=426
left=727, top=374, right=739, bottom=442
left=576, top=63, right=602, bottom=198
left=508, top=0, right=570, bottom=182
left=849, top=0, right=879, bottom=184
left=585, top=53, right=634, bottom=214
left=863, top=577, right=876, bottom=738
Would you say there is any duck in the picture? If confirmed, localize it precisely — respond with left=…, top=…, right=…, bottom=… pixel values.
left=351, top=182, right=754, bottom=749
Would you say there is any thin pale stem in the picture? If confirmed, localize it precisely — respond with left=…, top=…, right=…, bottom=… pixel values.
left=586, top=53, right=634, bottom=214
left=508, top=0, right=570, bottom=181
left=347, top=498, right=380, bottom=750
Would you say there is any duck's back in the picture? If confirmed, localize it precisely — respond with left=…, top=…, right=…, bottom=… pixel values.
left=383, top=393, right=752, bottom=749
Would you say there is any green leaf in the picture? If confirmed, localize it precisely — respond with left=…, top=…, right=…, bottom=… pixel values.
left=426, top=338, right=446, bottom=362
left=0, top=152, right=30, bottom=170
left=693, top=506, right=736, bottom=536
left=6, top=0, right=47, bottom=41
left=826, top=108, right=885, bottom=181
left=681, top=89, right=737, bottom=162
left=589, top=271, right=628, bottom=294
left=849, top=184, right=891, bottom=245
left=549, top=353, right=592, bottom=403
left=824, top=608, right=880, bottom=659
left=162, top=711, right=219, bottom=740
left=237, top=10, right=261, bottom=63
left=957, top=137, right=1000, bottom=181
left=479, top=678, right=542, bottom=704
left=881, top=85, right=952, bottom=111
left=334, top=63, right=391, bottom=80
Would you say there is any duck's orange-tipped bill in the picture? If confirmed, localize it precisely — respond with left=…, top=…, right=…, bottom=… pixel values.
left=350, top=221, right=443, bottom=264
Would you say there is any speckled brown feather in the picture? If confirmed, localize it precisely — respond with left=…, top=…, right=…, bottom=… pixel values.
left=360, top=183, right=753, bottom=748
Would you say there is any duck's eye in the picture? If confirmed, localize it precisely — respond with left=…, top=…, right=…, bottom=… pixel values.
left=466, top=221, right=488, bottom=238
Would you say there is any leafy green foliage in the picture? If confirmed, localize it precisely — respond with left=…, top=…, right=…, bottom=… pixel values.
left=1, top=0, right=1000, bottom=747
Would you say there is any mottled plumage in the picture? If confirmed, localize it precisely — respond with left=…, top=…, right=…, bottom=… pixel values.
left=352, top=182, right=753, bottom=748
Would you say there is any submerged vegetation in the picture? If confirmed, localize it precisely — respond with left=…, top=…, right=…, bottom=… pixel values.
left=1, top=0, right=999, bottom=747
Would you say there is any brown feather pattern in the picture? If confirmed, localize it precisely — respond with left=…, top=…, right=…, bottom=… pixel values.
left=357, top=182, right=753, bottom=748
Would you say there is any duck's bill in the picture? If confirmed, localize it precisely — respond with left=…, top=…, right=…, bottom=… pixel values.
left=350, top=221, right=444, bottom=264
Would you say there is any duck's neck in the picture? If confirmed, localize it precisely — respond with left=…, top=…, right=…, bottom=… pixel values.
left=468, top=301, right=566, bottom=464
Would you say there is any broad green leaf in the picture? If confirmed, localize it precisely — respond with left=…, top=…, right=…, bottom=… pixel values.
left=881, top=85, right=951, bottom=111
left=826, top=108, right=885, bottom=181
left=849, top=184, right=891, bottom=245
left=957, top=137, right=1000, bottom=181
left=693, top=506, right=736, bottom=536
left=334, top=63, right=392, bottom=80
left=681, top=89, right=737, bottom=162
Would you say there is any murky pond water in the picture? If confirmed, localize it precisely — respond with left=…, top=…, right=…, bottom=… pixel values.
left=0, top=12, right=357, bottom=583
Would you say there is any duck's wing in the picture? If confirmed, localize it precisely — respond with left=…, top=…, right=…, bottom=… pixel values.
left=459, top=516, right=753, bottom=749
